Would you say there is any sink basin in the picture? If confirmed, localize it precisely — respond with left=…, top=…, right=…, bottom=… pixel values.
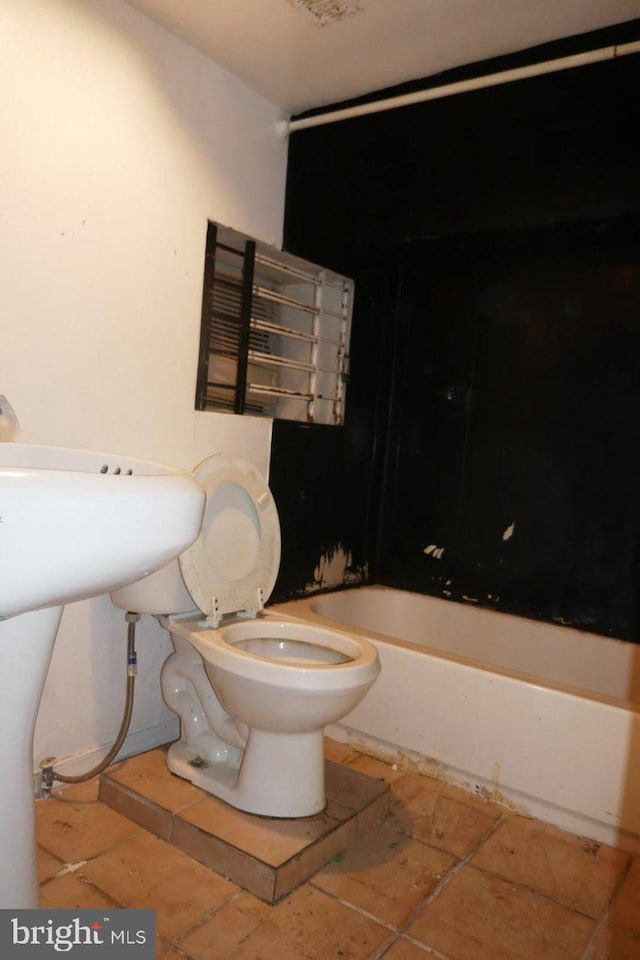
left=0, top=443, right=205, bottom=619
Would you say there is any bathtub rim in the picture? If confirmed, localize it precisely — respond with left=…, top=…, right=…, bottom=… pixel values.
left=269, top=589, right=640, bottom=717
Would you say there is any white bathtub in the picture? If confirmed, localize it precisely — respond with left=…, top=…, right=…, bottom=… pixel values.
left=271, top=585, right=640, bottom=854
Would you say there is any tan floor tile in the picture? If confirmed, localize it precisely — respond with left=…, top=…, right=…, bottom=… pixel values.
left=40, top=874, right=164, bottom=956
left=471, top=815, right=629, bottom=918
left=408, top=865, right=594, bottom=960
left=387, top=773, right=502, bottom=858
left=348, top=754, right=405, bottom=784
left=176, top=795, right=342, bottom=867
left=324, top=794, right=362, bottom=822
left=154, top=937, right=175, bottom=958
left=354, top=788, right=392, bottom=839
left=105, top=748, right=202, bottom=813
left=380, top=939, right=436, bottom=959
left=590, top=923, right=640, bottom=960
left=180, top=887, right=389, bottom=960
left=78, top=832, right=239, bottom=940
left=40, top=872, right=122, bottom=909
left=52, top=778, right=101, bottom=801
left=325, top=760, right=390, bottom=826
left=324, top=737, right=361, bottom=765
left=36, top=791, right=142, bottom=863
left=326, top=759, right=389, bottom=811
left=38, top=847, right=65, bottom=883
left=157, top=949, right=191, bottom=960
left=312, top=822, right=456, bottom=928
left=609, top=857, right=640, bottom=934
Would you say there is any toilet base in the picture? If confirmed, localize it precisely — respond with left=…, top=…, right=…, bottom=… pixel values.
left=167, top=727, right=326, bottom=818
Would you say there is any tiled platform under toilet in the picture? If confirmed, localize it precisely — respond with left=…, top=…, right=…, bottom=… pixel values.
left=99, top=744, right=389, bottom=904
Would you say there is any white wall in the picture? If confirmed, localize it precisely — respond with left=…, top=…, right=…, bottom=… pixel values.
left=0, top=0, right=289, bottom=773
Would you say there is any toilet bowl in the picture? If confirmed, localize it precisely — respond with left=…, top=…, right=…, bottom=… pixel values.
left=111, top=453, right=380, bottom=817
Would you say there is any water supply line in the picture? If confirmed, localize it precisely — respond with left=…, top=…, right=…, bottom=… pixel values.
left=40, top=612, right=140, bottom=795
left=280, top=39, right=640, bottom=135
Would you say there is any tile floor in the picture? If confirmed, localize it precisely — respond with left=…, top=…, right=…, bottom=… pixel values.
left=36, top=739, right=640, bottom=960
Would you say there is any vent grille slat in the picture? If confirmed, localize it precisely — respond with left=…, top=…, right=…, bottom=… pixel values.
left=195, top=221, right=353, bottom=425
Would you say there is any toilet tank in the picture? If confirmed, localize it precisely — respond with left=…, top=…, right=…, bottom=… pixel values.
left=111, top=558, right=197, bottom=615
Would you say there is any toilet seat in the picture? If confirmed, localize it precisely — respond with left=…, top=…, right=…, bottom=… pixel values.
left=179, top=454, right=281, bottom=627
left=172, top=615, right=380, bottom=689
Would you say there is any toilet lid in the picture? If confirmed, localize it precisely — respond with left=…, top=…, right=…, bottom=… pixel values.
left=179, top=453, right=281, bottom=626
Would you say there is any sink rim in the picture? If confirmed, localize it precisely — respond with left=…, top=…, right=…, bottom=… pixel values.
left=0, top=441, right=190, bottom=476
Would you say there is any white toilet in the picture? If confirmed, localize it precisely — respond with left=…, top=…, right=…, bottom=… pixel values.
left=111, top=453, right=380, bottom=818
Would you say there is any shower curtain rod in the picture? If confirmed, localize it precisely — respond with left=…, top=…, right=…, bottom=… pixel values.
left=280, top=38, right=640, bottom=135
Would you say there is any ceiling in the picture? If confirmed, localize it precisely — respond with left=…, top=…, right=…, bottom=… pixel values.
left=124, top=0, right=640, bottom=115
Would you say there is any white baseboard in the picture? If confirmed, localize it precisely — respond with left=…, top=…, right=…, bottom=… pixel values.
left=33, top=717, right=179, bottom=796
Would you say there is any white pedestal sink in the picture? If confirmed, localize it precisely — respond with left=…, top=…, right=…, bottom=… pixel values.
left=0, top=443, right=205, bottom=908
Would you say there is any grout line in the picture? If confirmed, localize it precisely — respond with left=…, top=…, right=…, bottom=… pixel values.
left=172, top=889, right=246, bottom=945
left=39, top=860, right=88, bottom=888
left=368, top=930, right=455, bottom=960
left=468, top=842, right=633, bottom=926
left=368, top=929, right=456, bottom=960
left=468, top=856, right=619, bottom=925
left=335, top=751, right=364, bottom=766
left=307, top=882, right=399, bottom=933
left=581, top=853, right=635, bottom=960
left=308, top=812, right=509, bottom=959
left=158, top=946, right=194, bottom=960
left=367, top=816, right=512, bottom=960
left=59, top=871, right=127, bottom=909
left=397, top=813, right=509, bottom=928
left=56, top=860, right=89, bottom=876
left=386, top=811, right=510, bottom=862
left=400, top=933, right=455, bottom=959
left=582, top=917, right=605, bottom=960
left=367, top=932, right=400, bottom=960
left=37, top=821, right=147, bottom=872
left=37, top=842, right=69, bottom=865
